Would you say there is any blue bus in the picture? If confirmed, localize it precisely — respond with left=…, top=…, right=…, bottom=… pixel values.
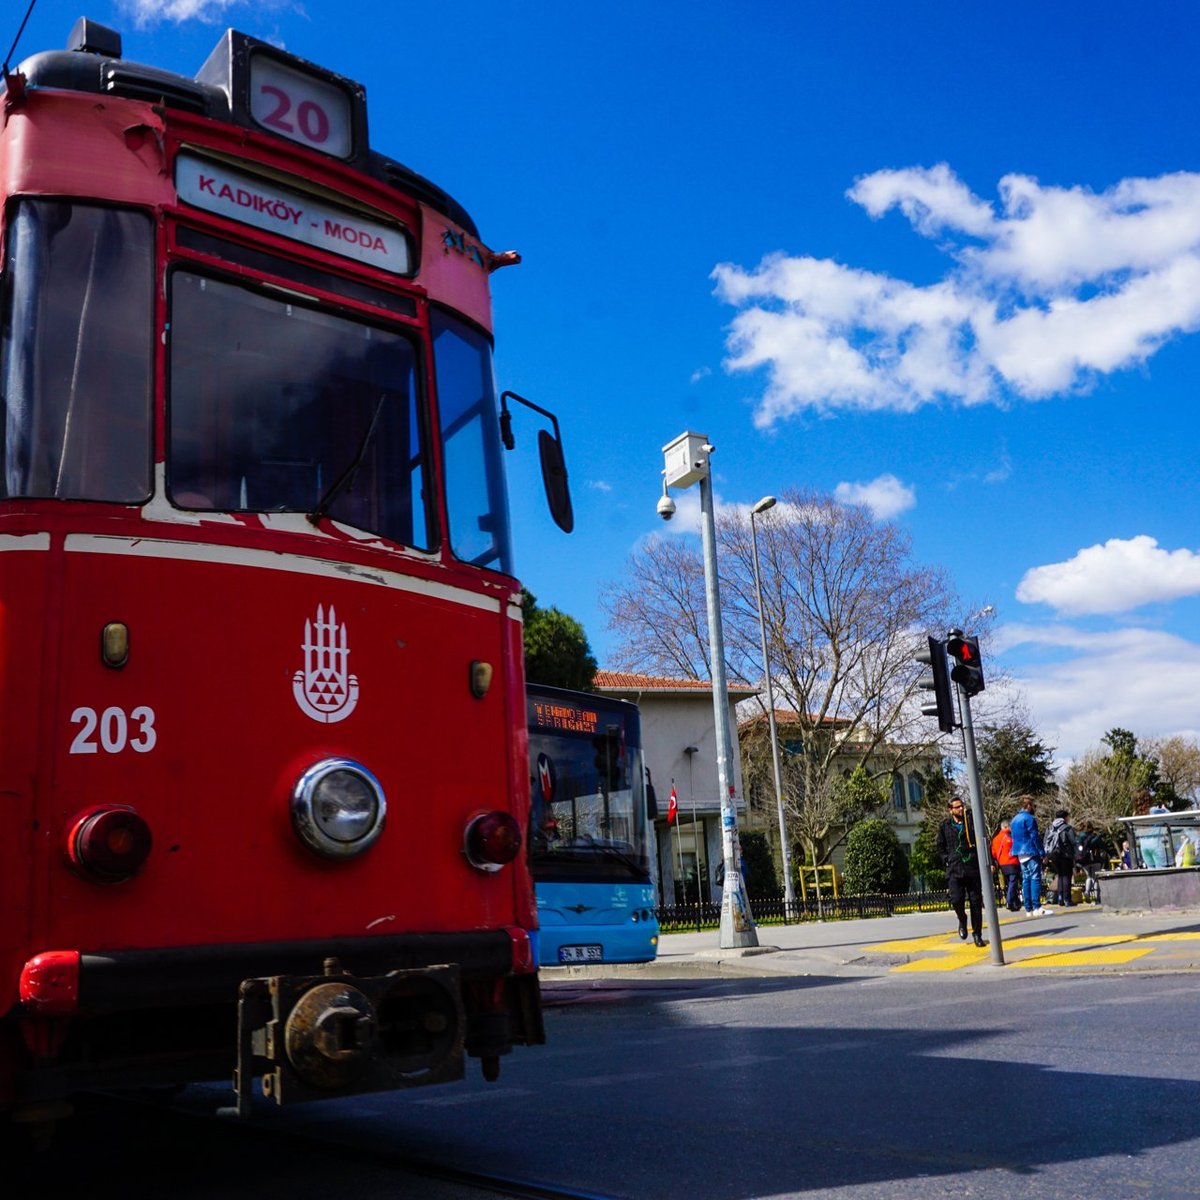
left=526, top=685, right=659, bottom=965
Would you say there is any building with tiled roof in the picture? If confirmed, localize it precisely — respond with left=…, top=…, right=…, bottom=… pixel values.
left=594, top=670, right=758, bottom=906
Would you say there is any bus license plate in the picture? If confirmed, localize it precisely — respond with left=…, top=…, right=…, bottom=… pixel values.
left=558, top=945, right=603, bottom=963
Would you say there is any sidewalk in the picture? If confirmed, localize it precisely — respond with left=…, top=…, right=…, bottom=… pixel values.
left=538, top=904, right=1200, bottom=983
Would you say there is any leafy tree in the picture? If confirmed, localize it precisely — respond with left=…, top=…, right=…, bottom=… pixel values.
left=843, top=818, right=910, bottom=895
left=975, top=717, right=1056, bottom=832
left=909, top=810, right=947, bottom=891
left=834, top=765, right=888, bottom=827
left=1063, top=727, right=1165, bottom=837
left=521, top=589, right=597, bottom=691
left=738, top=830, right=779, bottom=901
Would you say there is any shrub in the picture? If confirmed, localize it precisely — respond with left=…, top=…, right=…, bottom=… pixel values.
left=739, top=831, right=779, bottom=901
left=843, top=818, right=910, bottom=895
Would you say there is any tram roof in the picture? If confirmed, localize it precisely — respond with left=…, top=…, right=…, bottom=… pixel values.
left=6, top=16, right=479, bottom=237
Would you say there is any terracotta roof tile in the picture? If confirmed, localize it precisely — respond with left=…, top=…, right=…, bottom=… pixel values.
left=594, top=670, right=758, bottom=696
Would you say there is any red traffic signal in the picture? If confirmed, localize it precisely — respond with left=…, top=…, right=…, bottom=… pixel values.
left=946, top=633, right=985, bottom=698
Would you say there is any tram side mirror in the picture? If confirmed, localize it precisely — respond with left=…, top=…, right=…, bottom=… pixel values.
left=499, top=391, right=574, bottom=534
left=537, top=429, right=573, bottom=534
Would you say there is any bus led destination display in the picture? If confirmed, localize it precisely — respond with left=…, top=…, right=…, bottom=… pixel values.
left=175, top=153, right=411, bottom=274
left=529, top=700, right=599, bottom=735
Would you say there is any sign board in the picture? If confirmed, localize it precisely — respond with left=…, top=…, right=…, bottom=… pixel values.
left=175, top=153, right=410, bottom=275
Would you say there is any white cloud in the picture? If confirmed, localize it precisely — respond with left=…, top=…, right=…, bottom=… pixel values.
left=118, top=0, right=292, bottom=26
left=588, top=480, right=613, bottom=493
left=834, top=474, right=916, bottom=520
left=1016, top=535, right=1200, bottom=615
left=998, top=622, right=1200, bottom=761
left=714, top=165, right=1200, bottom=423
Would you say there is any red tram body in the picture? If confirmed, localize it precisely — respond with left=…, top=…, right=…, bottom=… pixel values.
left=0, top=17, right=559, bottom=1118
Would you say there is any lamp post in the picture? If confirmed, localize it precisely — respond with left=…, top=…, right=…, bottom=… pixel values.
left=660, top=432, right=758, bottom=949
left=749, top=496, right=796, bottom=911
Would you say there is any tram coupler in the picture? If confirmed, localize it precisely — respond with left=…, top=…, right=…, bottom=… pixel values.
left=233, top=961, right=464, bottom=1116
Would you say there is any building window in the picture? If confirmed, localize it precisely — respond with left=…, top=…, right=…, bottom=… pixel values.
left=907, top=774, right=924, bottom=810
left=892, top=773, right=905, bottom=810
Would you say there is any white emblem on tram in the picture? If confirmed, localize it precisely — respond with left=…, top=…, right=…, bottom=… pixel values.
left=292, top=605, right=360, bottom=723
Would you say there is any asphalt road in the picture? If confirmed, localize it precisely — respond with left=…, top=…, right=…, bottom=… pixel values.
left=16, top=965, right=1200, bottom=1198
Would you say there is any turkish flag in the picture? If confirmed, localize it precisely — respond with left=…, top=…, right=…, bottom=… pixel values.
left=667, top=786, right=678, bottom=825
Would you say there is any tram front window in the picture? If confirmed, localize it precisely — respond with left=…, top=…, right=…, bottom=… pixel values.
left=168, top=271, right=429, bottom=549
left=0, top=200, right=153, bottom=502
left=431, top=310, right=513, bottom=575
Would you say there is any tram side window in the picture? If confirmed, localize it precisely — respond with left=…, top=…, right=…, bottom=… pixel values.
left=431, top=310, right=513, bottom=575
left=168, top=272, right=430, bottom=549
left=0, top=201, right=153, bottom=502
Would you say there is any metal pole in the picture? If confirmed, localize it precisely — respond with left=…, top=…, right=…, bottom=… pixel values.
left=670, top=778, right=687, bottom=911
left=958, top=681, right=1005, bottom=966
left=750, top=499, right=796, bottom=913
left=685, top=747, right=702, bottom=931
left=698, top=465, right=759, bottom=948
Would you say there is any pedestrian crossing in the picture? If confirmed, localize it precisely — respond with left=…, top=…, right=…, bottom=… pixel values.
left=864, top=920, right=1200, bottom=971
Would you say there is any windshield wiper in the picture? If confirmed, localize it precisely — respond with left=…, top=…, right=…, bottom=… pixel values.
left=307, top=392, right=387, bottom=526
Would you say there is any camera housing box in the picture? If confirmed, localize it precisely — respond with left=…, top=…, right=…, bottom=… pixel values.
left=662, top=432, right=709, bottom=488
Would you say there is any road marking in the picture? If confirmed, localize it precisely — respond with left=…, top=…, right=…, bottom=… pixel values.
left=865, top=928, right=1177, bottom=971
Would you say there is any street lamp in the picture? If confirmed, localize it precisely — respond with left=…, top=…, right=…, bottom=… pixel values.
left=660, top=432, right=758, bottom=949
left=749, top=496, right=796, bottom=911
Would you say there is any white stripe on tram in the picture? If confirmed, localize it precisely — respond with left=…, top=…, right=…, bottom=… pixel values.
left=0, top=533, right=51, bottom=551
left=63, top=534, right=503, bottom=613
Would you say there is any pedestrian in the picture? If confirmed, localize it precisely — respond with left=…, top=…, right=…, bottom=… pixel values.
left=1119, top=839, right=1133, bottom=869
left=936, top=795, right=985, bottom=947
left=991, top=819, right=1021, bottom=912
left=1043, top=808, right=1078, bottom=906
left=1010, top=794, right=1052, bottom=916
left=1075, top=820, right=1103, bottom=901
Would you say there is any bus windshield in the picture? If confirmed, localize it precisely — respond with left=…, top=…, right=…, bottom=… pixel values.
left=168, top=270, right=430, bottom=549
left=526, top=688, right=650, bottom=882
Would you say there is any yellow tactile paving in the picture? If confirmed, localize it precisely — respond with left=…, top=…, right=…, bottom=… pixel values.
left=1012, top=948, right=1155, bottom=967
left=864, top=926, right=1200, bottom=971
left=893, top=951, right=987, bottom=971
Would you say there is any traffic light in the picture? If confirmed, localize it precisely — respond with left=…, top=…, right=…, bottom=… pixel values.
left=916, top=635, right=955, bottom=733
left=946, top=632, right=985, bottom=697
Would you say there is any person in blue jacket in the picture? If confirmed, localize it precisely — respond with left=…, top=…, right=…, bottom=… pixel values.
left=1010, top=794, right=1052, bottom=916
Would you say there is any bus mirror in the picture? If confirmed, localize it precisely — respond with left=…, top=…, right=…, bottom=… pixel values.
left=538, top=429, right=574, bottom=534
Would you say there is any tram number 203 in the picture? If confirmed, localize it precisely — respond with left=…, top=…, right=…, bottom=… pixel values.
left=69, top=706, right=158, bottom=755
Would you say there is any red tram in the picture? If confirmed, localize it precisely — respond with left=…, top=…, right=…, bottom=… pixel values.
left=0, top=16, right=571, bottom=1121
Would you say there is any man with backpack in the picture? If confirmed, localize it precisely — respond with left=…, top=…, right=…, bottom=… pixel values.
left=1043, top=809, right=1079, bottom=906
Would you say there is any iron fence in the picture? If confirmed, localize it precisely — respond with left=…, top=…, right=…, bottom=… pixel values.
left=656, top=887, right=952, bottom=932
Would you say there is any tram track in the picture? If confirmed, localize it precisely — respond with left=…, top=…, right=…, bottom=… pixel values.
left=53, top=1090, right=623, bottom=1200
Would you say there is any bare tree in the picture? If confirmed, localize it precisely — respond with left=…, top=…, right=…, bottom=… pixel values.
left=601, top=488, right=963, bottom=864
left=1145, top=735, right=1200, bottom=807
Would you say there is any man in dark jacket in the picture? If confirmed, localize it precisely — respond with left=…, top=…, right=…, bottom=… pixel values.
left=936, top=795, right=985, bottom=947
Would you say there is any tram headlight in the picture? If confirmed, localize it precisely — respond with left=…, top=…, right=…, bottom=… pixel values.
left=291, top=759, right=386, bottom=858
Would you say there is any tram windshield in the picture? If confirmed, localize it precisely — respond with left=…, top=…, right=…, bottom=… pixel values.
left=0, top=200, right=153, bottom=502
left=527, top=691, right=651, bottom=882
left=169, top=271, right=430, bottom=548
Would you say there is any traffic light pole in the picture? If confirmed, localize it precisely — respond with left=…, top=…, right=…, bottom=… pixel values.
left=957, top=685, right=1005, bottom=966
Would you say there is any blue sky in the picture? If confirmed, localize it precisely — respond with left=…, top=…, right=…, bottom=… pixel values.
left=15, top=1, right=1200, bottom=764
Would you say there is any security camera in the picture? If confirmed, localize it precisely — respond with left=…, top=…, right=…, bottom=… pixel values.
left=657, top=494, right=677, bottom=521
